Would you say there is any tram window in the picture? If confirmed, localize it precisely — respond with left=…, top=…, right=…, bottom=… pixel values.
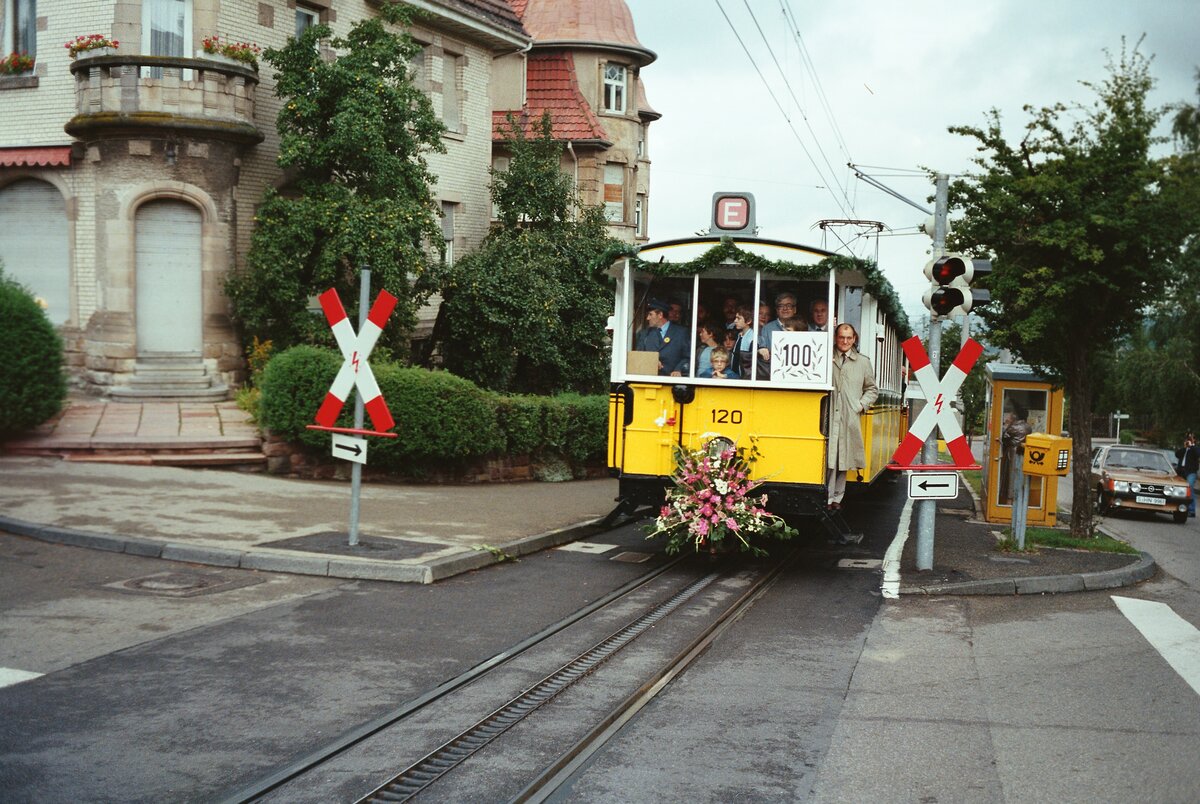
left=626, top=276, right=695, bottom=377
left=693, top=276, right=757, bottom=379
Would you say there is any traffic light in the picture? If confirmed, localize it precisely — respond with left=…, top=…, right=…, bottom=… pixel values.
left=922, top=254, right=992, bottom=317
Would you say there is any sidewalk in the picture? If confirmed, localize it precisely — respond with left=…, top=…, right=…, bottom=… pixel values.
left=0, top=455, right=618, bottom=584
left=0, top=401, right=1153, bottom=590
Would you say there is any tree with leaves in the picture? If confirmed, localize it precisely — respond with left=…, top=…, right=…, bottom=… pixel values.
left=226, top=3, right=445, bottom=356
left=1102, top=67, right=1200, bottom=443
left=434, top=113, right=620, bottom=395
left=948, top=43, right=1188, bottom=537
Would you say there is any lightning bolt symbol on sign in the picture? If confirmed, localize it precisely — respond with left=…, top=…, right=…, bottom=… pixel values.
left=352, top=351, right=360, bottom=373
left=890, top=335, right=983, bottom=468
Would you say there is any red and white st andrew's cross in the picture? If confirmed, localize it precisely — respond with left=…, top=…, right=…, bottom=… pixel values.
left=891, top=335, right=983, bottom=468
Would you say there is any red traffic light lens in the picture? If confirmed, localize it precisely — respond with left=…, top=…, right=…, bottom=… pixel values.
left=931, top=256, right=967, bottom=285
left=930, top=287, right=965, bottom=316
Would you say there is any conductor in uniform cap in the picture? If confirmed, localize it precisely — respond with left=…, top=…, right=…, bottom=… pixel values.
left=636, top=298, right=690, bottom=376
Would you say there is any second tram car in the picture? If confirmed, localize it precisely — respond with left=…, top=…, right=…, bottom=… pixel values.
left=605, top=195, right=909, bottom=526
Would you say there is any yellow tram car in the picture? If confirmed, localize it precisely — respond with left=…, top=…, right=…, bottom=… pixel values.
left=605, top=197, right=909, bottom=524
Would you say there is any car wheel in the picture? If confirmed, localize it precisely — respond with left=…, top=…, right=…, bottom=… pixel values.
left=1173, top=511, right=1188, bottom=524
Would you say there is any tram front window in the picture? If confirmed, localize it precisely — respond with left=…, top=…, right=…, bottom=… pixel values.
left=627, top=277, right=695, bottom=377
left=623, top=271, right=833, bottom=386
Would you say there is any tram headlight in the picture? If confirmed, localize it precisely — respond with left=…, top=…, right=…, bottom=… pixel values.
left=705, top=436, right=736, bottom=459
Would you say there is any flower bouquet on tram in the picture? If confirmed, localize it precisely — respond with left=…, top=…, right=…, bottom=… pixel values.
left=646, top=439, right=796, bottom=557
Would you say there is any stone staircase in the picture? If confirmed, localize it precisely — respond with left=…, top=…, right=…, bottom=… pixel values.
left=108, top=353, right=229, bottom=403
left=3, top=398, right=266, bottom=470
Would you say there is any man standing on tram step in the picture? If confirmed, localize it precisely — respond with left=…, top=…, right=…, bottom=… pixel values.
left=826, top=323, right=878, bottom=510
left=636, top=298, right=690, bottom=376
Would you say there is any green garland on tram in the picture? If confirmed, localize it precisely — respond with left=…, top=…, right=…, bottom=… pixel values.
left=594, top=237, right=911, bottom=340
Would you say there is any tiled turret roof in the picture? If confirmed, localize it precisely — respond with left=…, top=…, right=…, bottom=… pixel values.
left=516, top=0, right=654, bottom=64
left=493, top=51, right=610, bottom=144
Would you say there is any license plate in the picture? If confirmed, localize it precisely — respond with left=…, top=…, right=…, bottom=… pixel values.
left=1135, top=495, right=1165, bottom=505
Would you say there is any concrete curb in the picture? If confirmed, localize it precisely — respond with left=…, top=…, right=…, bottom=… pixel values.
left=0, top=513, right=607, bottom=586
left=899, top=551, right=1156, bottom=596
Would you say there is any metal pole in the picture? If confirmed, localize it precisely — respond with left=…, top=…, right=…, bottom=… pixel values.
left=1014, top=468, right=1029, bottom=550
left=347, top=268, right=370, bottom=547
left=916, top=173, right=949, bottom=571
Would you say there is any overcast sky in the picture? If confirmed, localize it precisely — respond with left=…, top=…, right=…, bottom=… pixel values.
left=623, top=0, right=1198, bottom=321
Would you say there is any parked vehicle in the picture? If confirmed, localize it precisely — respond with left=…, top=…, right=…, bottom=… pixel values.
left=1090, top=445, right=1191, bottom=524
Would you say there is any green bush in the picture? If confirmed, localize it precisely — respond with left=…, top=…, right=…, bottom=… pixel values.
left=258, top=346, right=608, bottom=475
left=0, top=273, right=67, bottom=438
left=495, top=394, right=543, bottom=455
left=258, top=345, right=343, bottom=449
left=370, top=366, right=504, bottom=467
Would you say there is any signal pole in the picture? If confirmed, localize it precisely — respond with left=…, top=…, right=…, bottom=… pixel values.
left=915, top=173, right=949, bottom=570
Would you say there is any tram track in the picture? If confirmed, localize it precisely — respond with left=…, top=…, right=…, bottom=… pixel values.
left=228, top=548, right=798, bottom=803
left=218, top=553, right=683, bottom=804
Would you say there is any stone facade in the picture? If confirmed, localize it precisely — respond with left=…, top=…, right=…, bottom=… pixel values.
left=0, top=0, right=529, bottom=396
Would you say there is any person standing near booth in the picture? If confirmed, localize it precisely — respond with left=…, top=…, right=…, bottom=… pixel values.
left=826, top=323, right=878, bottom=510
left=1176, top=433, right=1199, bottom=517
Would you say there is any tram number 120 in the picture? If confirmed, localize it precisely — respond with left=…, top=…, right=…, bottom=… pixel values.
left=711, top=409, right=743, bottom=424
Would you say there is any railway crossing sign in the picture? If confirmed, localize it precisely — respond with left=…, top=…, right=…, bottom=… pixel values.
left=892, top=335, right=983, bottom=468
left=908, top=471, right=959, bottom=500
left=314, top=287, right=397, bottom=434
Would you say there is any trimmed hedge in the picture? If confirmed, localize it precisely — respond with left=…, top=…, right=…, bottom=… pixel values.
left=0, top=273, right=67, bottom=438
left=259, top=346, right=607, bottom=474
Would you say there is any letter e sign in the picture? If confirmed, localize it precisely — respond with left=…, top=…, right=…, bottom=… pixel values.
left=711, top=192, right=756, bottom=234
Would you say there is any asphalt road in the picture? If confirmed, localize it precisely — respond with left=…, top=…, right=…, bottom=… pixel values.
left=2, top=477, right=1198, bottom=802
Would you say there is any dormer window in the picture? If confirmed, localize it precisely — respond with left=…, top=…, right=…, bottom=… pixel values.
left=603, top=62, right=626, bottom=113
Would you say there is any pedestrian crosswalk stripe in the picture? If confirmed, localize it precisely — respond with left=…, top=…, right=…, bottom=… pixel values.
left=1112, top=596, right=1200, bottom=698
left=0, top=667, right=43, bottom=689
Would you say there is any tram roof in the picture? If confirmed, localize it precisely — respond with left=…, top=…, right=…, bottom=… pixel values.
left=633, top=235, right=836, bottom=267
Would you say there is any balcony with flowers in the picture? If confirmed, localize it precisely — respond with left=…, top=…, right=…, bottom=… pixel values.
left=64, top=34, right=263, bottom=145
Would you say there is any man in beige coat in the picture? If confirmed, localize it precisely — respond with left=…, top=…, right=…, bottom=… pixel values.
left=826, top=323, right=878, bottom=509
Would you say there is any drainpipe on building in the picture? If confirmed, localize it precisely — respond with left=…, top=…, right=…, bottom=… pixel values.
left=566, top=140, right=579, bottom=197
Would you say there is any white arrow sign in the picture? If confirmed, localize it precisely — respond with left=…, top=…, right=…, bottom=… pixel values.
left=331, top=433, right=368, bottom=465
left=908, top=472, right=959, bottom=500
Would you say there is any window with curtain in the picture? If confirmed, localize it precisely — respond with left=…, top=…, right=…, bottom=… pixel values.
left=604, top=163, right=625, bottom=222
left=295, top=6, right=319, bottom=40
left=143, top=0, right=190, bottom=78
left=441, top=202, right=456, bottom=266
left=442, top=52, right=461, bottom=131
left=603, top=63, right=626, bottom=113
left=3, top=0, right=36, bottom=60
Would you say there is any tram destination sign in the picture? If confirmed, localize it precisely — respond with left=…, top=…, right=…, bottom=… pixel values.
left=907, top=472, right=960, bottom=500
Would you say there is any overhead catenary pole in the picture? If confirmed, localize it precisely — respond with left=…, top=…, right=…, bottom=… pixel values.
left=915, top=173, right=949, bottom=571
left=347, top=267, right=370, bottom=547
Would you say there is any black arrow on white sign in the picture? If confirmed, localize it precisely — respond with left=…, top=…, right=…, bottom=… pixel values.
left=918, top=479, right=951, bottom=490
left=335, top=442, right=363, bottom=457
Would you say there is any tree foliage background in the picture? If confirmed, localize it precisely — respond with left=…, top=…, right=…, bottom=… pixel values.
left=947, top=42, right=1194, bottom=536
left=1099, top=69, right=1200, bottom=444
left=435, top=113, right=620, bottom=395
left=225, top=2, right=445, bottom=356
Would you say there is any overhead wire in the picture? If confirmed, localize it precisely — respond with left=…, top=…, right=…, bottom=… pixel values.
left=713, top=0, right=853, bottom=221
left=780, top=0, right=852, bottom=162
left=740, top=0, right=855, bottom=216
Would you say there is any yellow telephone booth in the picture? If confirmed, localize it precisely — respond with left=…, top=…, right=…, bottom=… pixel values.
left=981, top=362, right=1066, bottom=526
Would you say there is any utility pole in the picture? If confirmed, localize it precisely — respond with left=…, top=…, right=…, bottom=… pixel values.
left=915, top=173, right=949, bottom=571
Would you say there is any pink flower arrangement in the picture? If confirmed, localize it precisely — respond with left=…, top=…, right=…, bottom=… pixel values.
left=0, top=51, right=34, bottom=74
left=65, top=34, right=119, bottom=57
left=201, top=35, right=261, bottom=66
left=645, top=440, right=796, bottom=556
